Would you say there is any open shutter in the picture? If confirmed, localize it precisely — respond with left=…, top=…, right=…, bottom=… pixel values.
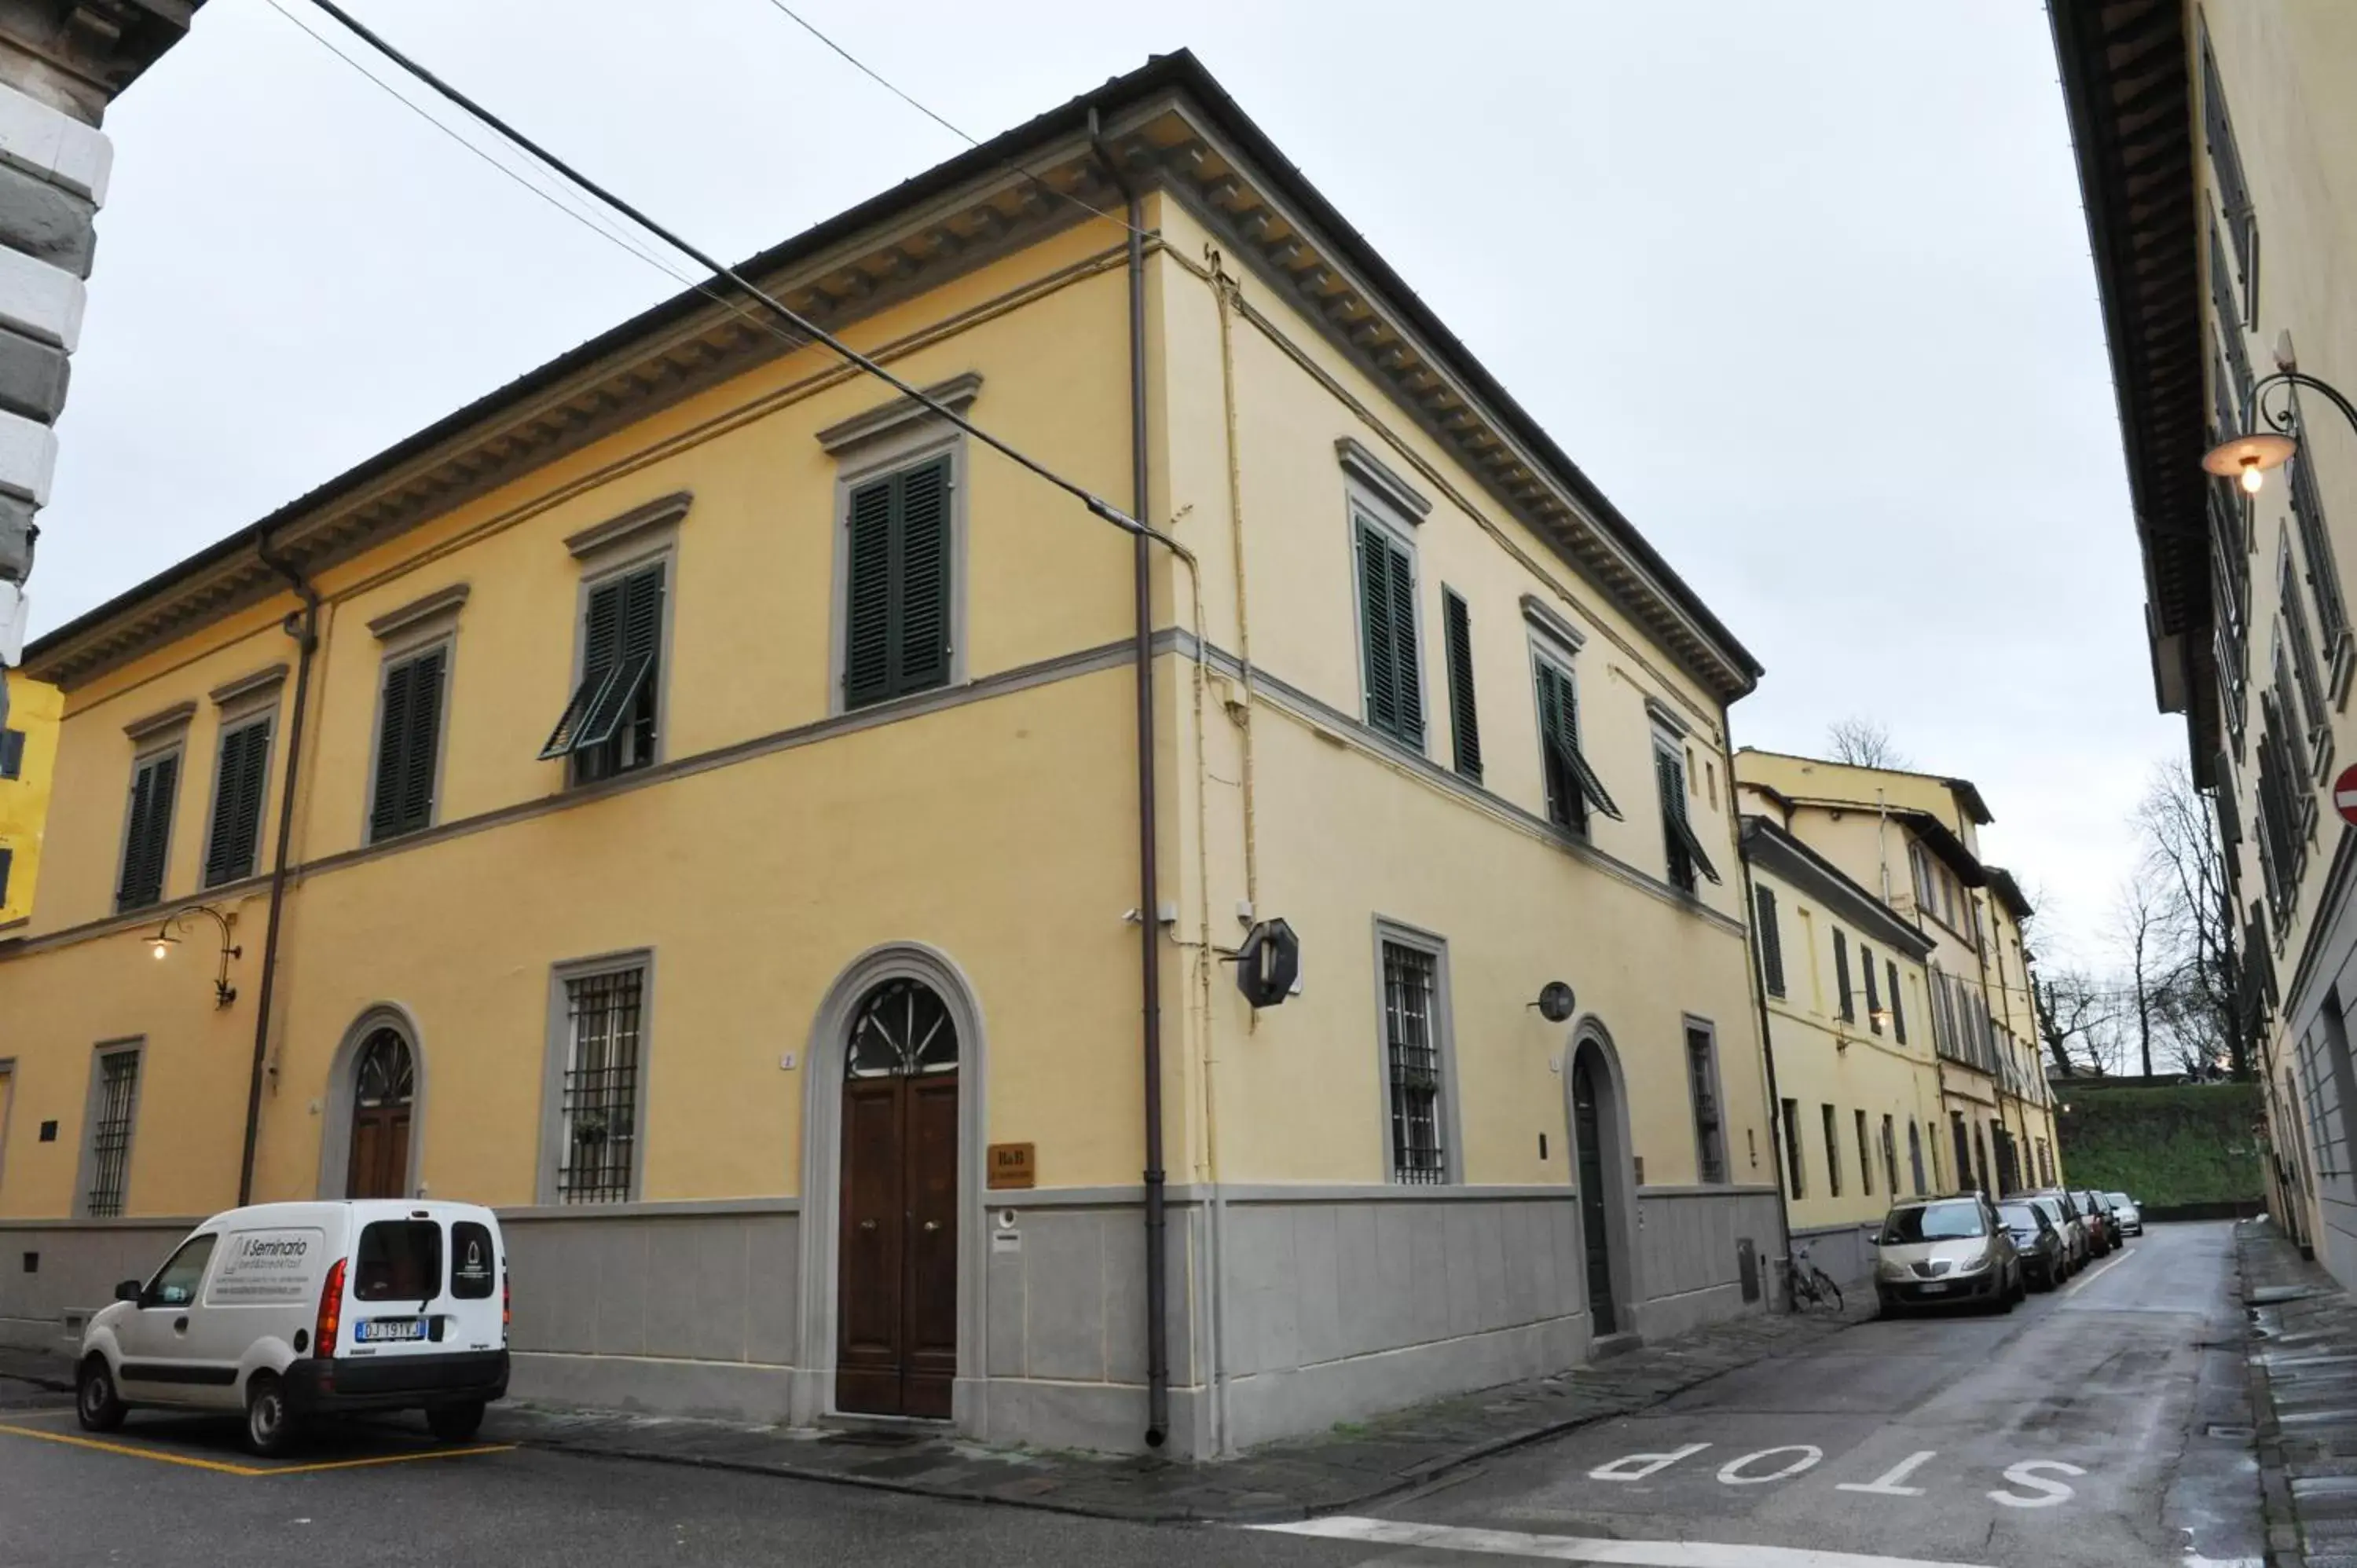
left=1754, top=885, right=1784, bottom=997
left=372, top=659, right=416, bottom=840
left=1834, top=929, right=1854, bottom=1021
left=577, top=568, right=660, bottom=749
left=844, top=476, right=894, bottom=708
left=1384, top=533, right=1423, bottom=746
left=397, top=649, right=445, bottom=831
left=1536, top=661, right=1580, bottom=829
left=1442, top=591, right=1480, bottom=780
left=1863, top=946, right=1882, bottom=1030
left=541, top=579, right=625, bottom=760
left=893, top=460, right=950, bottom=694
left=1358, top=520, right=1400, bottom=736
left=1888, top=961, right=1907, bottom=1043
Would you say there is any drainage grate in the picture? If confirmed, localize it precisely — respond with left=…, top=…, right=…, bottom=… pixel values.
left=2205, top=1423, right=2257, bottom=1440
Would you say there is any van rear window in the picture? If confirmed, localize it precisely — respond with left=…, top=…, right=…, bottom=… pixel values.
left=450, top=1222, right=496, bottom=1300
left=354, top=1221, right=442, bottom=1302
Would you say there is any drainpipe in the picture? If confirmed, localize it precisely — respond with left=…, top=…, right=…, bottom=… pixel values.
left=1736, top=822, right=1796, bottom=1305
left=1088, top=109, right=1169, bottom=1450
left=238, top=536, right=320, bottom=1207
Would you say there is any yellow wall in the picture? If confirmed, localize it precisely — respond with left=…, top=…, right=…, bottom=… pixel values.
left=0, top=670, right=59, bottom=927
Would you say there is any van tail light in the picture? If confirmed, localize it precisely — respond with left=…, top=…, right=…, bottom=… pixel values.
left=501, top=1269, right=511, bottom=1344
left=316, top=1256, right=347, bottom=1360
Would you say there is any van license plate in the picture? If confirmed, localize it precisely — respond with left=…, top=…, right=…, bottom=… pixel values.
left=357, top=1317, right=427, bottom=1343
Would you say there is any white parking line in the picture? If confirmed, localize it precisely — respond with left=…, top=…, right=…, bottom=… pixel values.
left=2066, top=1247, right=2135, bottom=1295
left=1248, top=1516, right=1994, bottom=1567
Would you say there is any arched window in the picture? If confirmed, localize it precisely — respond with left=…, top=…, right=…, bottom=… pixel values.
left=846, top=978, right=959, bottom=1078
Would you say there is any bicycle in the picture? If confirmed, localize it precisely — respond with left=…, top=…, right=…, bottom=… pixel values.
left=1783, top=1244, right=1844, bottom=1313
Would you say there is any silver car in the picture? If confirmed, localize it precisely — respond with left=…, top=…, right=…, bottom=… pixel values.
left=2106, top=1191, right=2143, bottom=1237
left=1873, top=1195, right=2025, bottom=1315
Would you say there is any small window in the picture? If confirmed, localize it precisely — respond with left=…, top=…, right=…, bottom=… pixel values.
left=1653, top=739, right=1721, bottom=892
left=1780, top=1097, right=1804, bottom=1199
left=1887, top=962, right=1908, bottom=1044
left=1754, top=885, right=1785, bottom=998
left=844, top=458, right=953, bottom=709
left=1534, top=652, right=1620, bottom=833
left=115, top=749, right=180, bottom=912
left=1380, top=939, right=1448, bottom=1184
left=370, top=646, right=448, bottom=842
left=449, top=1221, right=497, bottom=1299
left=142, top=1233, right=217, bottom=1308
left=556, top=965, right=646, bottom=1203
left=1862, top=944, right=1882, bottom=1034
left=0, top=727, right=23, bottom=779
left=354, top=1220, right=442, bottom=1302
left=1441, top=589, right=1481, bottom=782
left=202, top=716, right=273, bottom=888
left=1856, top=1109, right=1874, bottom=1196
left=1686, top=1026, right=1725, bottom=1184
left=542, top=563, right=664, bottom=782
left=1833, top=929, right=1855, bottom=1023
left=1354, top=514, right=1424, bottom=748
left=82, top=1048, right=140, bottom=1218
left=1821, top=1104, right=1842, bottom=1197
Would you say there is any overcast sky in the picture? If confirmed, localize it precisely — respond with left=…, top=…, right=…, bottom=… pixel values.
left=46, top=0, right=2172, bottom=964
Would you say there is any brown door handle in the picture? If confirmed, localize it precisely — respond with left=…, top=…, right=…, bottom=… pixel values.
left=859, top=1218, right=877, bottom=1231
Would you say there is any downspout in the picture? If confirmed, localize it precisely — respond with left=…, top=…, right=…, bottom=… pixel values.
left=1736, top=822, right=1795, bottom=1306
left=1089, top=110, right=1168, bottom=1450
left=239, top=535, right=320, bottom=1206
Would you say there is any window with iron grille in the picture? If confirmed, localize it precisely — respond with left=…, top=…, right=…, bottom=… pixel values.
left=1754, top=885, right=1785, bottom=998
left=83, top=1048, right=140, bottom=1218
left=115, top=749, right=180, bottom=913
left=1685, top=1025, right=1725, bottom=1185
left=1820, top=1104, right=1842, bottom=1198
left=1355, top=514, right=1424, bottom=749
left=1441, top=588, right=1481, bottom=782
left=558, top=966, right=644, bottom=1203
left=203, top=716, right=273, bottom=888
left=1380, top=940, right=1447, bottom=1183
left=542, top=563, right=664, bottom=782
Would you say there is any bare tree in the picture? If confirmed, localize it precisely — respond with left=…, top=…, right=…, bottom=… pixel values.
left=2033, top=967, right=2121, bottom=1076
left=2113, top=875, right=2168, bottom=1079
left=2132, top=759, right=2245, bottom=1077
left=1826, top=716, right=1913, bottom=771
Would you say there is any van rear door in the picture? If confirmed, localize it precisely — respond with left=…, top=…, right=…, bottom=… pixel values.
left=342, top=1209, right=503, bottom=1359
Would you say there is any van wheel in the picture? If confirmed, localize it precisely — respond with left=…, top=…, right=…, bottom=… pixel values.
left=427, top=1401, right=485, bottom=1443
left=76, top=1357, right=124, bottom=1432
left=244, top=1373, right=300, bottom=1458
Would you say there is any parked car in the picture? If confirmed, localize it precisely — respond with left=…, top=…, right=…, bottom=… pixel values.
left=2003, top=1188, right=2087, bottom=1276
left=2106, top=1192, right=2144, bottom=1236
left=1997, top=1200, right=2066, bottom=1291
left=76, top=1200, right=509, bottom=1456
left=1873, top=1195, right=2024, bottom=1316
left=2073, top=1189, right=2119, bottom=1253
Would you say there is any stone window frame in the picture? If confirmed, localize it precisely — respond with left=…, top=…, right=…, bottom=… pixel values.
left=536, top=948, right=657, bottom=1205
left=362, top=583, right=467, bottom=843
left=74, top=1038, right=142, bottom=1219
left=1369, top=917, right=1463, bottom=1185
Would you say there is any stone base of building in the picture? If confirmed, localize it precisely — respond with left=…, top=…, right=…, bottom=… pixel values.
left=0, top=1185, right=1781, bottom=1459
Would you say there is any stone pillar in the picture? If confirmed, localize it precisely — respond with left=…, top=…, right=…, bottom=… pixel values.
left=0, top=1, right=201, bottom=722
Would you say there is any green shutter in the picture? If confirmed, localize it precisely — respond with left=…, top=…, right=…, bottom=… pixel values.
left=205, top=720, right=271, bottom=887
left=373, top=657, right=418, bottom=841
left=1535, top=661, right=1581, bottom=830
left=117, top=752, right=177, bottom=910
left=1384, top=533, right=1422, bottom=746
left=1754, top=885, right=1784, bottom=997
left=1888, top=961, right=1907, bottom=1043
left=398, top=649, right=445, bottom=831
left=844, top=476, right=894, bottom=707
left=1834, top=929, right=1854, bottom=1021
left=1358, top=520, right=1399, bottom=735
left=894, top=460, right=951, bottom=694
left=1442, top=591, right=1480, bottom=781
left=0, top=845, right=10, bottom=907
left=577, top=568, right=662, bottom=749
left=1863, top=944, right=1882, bottom=1030
left=0, top=728, right=21, bottom=779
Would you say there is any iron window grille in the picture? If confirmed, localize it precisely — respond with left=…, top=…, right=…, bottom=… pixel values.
left=1382, top=942, right=1446, bottom=1183
left=1686, top=1028, right=1725, bottom=1184
left=558, top=967, right=643, bottom=1203
left=85, top=1051, right=139, bottom=1218
left=115, top=750, right=179, bottom=913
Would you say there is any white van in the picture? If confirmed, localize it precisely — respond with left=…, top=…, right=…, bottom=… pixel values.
left=75, top=1200, right=508, bottom=1455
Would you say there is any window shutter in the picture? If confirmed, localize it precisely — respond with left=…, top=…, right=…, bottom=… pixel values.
left=0, top=727, right=21, bottom=779
left=1834, top=929, right=1853, bottom=1021
left=844, top=476, right=895, bottom=707
left=1536, top=661, right=1581, bottom=830
left=372, top=658, right=418, bottom=843
left=398, top=649, right=445, bottom=832
left=893, top=460, right=951, bottom=694
left=1863, top=945, right=1882, bottom=1030
left=0, top=845, right=11, bottom=907
left=1754, top=885, right=1785, bottom=997
left=1442, top=590, right=1480, bottom=780
left=1384, top=533, right=1422, bottom=746
left=1358, top=520, right=1399, bottom=736
left=117, top=762, right=155, bottom=907
left=117, top=753, right=178, bottom=910
left=1888, top=961, right=1907, bottom=1043
left=205, top=721, right=270, bottom=887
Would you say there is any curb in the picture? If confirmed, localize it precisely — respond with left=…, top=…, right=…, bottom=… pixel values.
left=2236, top=1226, right=2304, bottom=1568
left=501, top=1304, right=1871, bottom=1526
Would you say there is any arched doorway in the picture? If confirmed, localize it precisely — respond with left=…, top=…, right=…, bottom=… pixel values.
left=834, top=976, right=960, bottom=1419
left=1566, top=1028, right=1636, bottom=1341
left=346, top=1028, right=416, bottom=1200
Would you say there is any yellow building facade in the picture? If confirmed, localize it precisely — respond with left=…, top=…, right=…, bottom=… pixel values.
left=0, top=55, right=1780, bottom=1456
left=1739, top=815, right=1946, bottom=1288
left=0, top=669, right=57, bottom=927
left=1735, top=753, right=2062, bottom=1201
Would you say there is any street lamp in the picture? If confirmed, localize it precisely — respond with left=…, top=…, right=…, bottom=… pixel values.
left=2201, top=336, right=2357, bottom=495
left=148, top=903, right=241, bottom=1009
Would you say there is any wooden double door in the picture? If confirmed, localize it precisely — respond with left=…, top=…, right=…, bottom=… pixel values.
left=346, top=1028, right=415, bottom=1201
left=835, top=980, right=960, bottom=1419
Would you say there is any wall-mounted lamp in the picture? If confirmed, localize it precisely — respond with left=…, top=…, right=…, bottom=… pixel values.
left=1529, top=981, right=1576, bottom=1023
left=148, top=903, right=241, bottom=1009
left=2202, top=334, right=2357, bottom=496
left=1869, top=1008, right=1894, bottom=1032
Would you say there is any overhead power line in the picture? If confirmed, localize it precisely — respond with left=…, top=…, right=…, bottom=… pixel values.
left=294, top=0, right=1159, bottom=547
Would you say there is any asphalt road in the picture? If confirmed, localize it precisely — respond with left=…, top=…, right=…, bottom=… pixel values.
left=0, top=1222, right=2259, bottom=1568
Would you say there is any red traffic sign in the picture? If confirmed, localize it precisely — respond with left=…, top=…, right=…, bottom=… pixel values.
left=2337, top=764, right=2357, bottom=827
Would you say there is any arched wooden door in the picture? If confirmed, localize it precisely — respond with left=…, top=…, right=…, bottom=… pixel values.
left=346, top=1028, right=416, bottom=1200
left=835, top=978, right=959, bottom=1419
left=1571, top=1047, right=1618, bottom=1336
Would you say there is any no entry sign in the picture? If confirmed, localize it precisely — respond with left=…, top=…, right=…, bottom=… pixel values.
left=2337, top=764, right=2357, bottom=827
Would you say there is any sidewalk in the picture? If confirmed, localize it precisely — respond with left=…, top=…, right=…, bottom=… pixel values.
left=0, top=1299, right=1868, bottom=1522
left=2238, top=1216, right=2357, bottom=1567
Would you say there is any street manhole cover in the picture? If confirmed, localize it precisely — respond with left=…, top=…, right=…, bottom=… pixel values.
left=2206, top=1423, right=2257, bottom=1440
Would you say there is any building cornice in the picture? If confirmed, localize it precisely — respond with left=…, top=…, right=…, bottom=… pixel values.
left=24, top=52, right=1758, bottom=703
